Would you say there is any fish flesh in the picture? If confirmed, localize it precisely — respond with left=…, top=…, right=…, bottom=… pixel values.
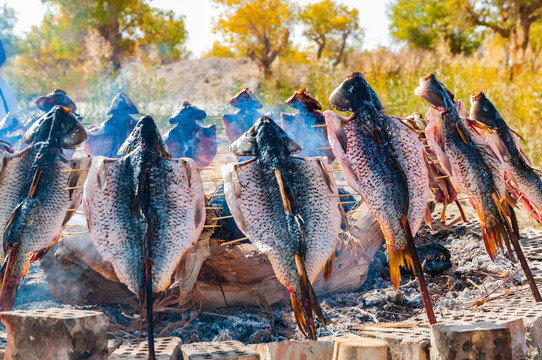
left=85, top=92, right=139, bottom=157
left=223, top=117, right=342, bottom=339
left=164, top=101, right=217, bottom=167
left=415, top=73, right=541, bottom=301
left=470, top=91, right=542, bottom=224
left=83, top=115, right=205, bottom=357
left=222, top=88, right=265, bottom=144
left=0, top=106, right=89, bottom=311
left=324, top=72, right=435, bottom=324
left=281, top=88, right=334, bottom=161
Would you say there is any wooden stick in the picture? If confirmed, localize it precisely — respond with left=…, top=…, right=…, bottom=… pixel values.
left=327, top=169, right=341, bottom=172
left=317, top=147, right=332, bottom=150
left=212, top=215, right=234, bottom=220
left=62, top=231, right=90, bottom=235
left=346, top=209, right=360, bottom=215
left=207, top=193, right=225, bottom=198
left=424, top=144, right=434, bottom=148
left=336, top=184, right=351, bottom=187
left=419, top=138, right=429, bottom=141
left=205, top=207, right=223, bottom=210
left=60, top=168, right=89, bottom=173
left=64, top=186, right=84, bottom=190
left=329, top=193, right=360, bottom=198
left=198, top=167, right=217, bottom=170
left=430, top=187, right=440, bottom=191
left=203, top=224, right=221, bottom=228
left=221, top=237, right=249, bottom=245
left=202, top=179, right=222, bottom=183
left=64, top=209, right=83, bottom=212
left=311, top=124, right=327, bottom=128
left=340, top=200, right=357, bottom=204
left=434, top=175, right=449, bottom=179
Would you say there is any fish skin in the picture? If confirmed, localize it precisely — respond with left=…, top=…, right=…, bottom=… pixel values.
left=324, top=107, right=410, bottom=253
left=470, top=92, right=542, bottom=222
left=84, top=141, right=205, bottom=295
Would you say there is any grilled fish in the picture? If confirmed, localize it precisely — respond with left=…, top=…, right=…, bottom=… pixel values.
left=0, top=106, right=89, bottom=311
left=281, top=88, right=334, bottom=161
left=222, top=88, right=265, bottom=144
left=415, top=73, right=541, bottom=302
left=83, top=115, right=205, bottom=357
left=164, top=101, right=217, bottom=167
left=324, top=72, right=435, bottom=324
left=470, top=92, right=542, bottom=223
left=223, top=117, right=342, bottom=339
left=85, top=92, right=139, bottom=157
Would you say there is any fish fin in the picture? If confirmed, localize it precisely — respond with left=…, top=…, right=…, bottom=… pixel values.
left=338, top=203, right=349, bottom=230
left=387, top=245, right=414, bottom=288
left=323, top=250, right=335, bottom=283
left=29, top=235, right=60, bottom=263
left=3, top=204, right=22, bottom=255
left=0, top=244, right=20, bottom=311
left=466, top=118, right=495, bottom=133
left=456, top=122, right=469, bottom=143
left=509, top=127, right=525, bottom=142
left=292, top=253, right=320, bottom=340
left=424, top=205, right=433, bottom=230
left=316, top=159, right=334, bottom=192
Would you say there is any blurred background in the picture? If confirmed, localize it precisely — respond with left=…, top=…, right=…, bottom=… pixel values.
left=1, top=0, right=542, bottom=165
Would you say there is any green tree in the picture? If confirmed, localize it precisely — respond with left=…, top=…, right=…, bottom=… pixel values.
left=212, top=0, right=294, bottom=78
left=0, top=4, right=20, bottom=57
left=299, top=0, right=363, bottom=66
left=387, top=0, right=482, bottom=55
left=35, top=0, right=188, bottom=67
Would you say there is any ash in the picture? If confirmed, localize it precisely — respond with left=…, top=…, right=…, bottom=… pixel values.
left=0, top=218, right=528, bottom=344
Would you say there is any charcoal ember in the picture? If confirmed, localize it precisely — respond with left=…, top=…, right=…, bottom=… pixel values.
left=415, top=242, right=452, bottom=276
left=164, top=101, right=217, bottom=167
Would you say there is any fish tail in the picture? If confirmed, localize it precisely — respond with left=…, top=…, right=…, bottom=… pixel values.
left=388, top=245, right=414, bottom=288
left=0, top=244, right=20, bottom=311
left=322, top=250, right=335, bottom=283
left=291, top=253, right=325, bottom=340
left=424, top=205, right=433, bottom=230
left=479, top=193, right=514, bottom=260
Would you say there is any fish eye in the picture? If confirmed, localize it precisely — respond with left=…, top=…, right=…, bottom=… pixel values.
left=61, top=122, right=66, bottom=128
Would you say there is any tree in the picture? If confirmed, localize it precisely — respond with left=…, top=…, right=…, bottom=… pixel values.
left=299, top=0, right=363, bottom=66
left=387, top=0, right=482, bottom=55
left=0, top=4, right=20, bottom=57
left=37, top=0, right=188, bottom=67
left=212, top=0, right=294, bottom=78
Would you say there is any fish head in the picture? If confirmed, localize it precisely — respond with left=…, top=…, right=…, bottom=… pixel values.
left=230, top=116, right=301, bottom=157
left=35, top=89, right=77, bottom=113
left=285, top=88, right=322, bottom=112
left=229, top=88, right=263, bottom=109
left=107, top=92, right=139, bottom=116
left=469, top=91, right=499, bottom=128
left=169, top=101, right=207, bottom=125
left=23, top=105, right=87, bottom=148
left=329, top=71, right=384, bottom=113
left=414, top=73, right=455, bottom=110
left=118, top=115, right=172, bottom=158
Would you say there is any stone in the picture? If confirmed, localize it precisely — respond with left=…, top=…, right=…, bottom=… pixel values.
left=250, top=339, right=333, bottom=360
left=332, top=337, right=387, bottom=360
left=182, top=340, right=260, bottom=359
left=357, top=326, right=430, bottom=360
left=109, top=337, right=182, bottom=360
left=430, top=322, right=512, bottom=360
left=0, top=308, right=108, bottom=360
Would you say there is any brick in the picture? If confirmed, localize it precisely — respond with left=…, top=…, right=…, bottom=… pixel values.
left=358, top=327, right=430, bottom=360
left=109, top=337, right=181, bottom=360
left=182, top=340, right=259, bottom=360
left=332, top=337, right=387, bottom=360
left=0, top=308, right=108, bottom=360
left=250, top=339, right=333, bottom=360
left=430, top=322, right=512, bottom=360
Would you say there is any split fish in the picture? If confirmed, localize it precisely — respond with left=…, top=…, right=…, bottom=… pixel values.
left=83, top=115, right=205, bottom=358
left=223, top=117, right=342, bottom=339
left=415, top=73, right=541, bottom=301
left=324, top=72, right=435, bottom=324
left=470, top=91, right=542, bottom=224
left=281, top=88, right=334, bottom=162
left=0, top=106, right=89, bottom=311
left=164, top=101, right=217, bottom=167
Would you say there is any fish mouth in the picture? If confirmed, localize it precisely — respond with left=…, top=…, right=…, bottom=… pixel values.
left=471, top=91, right=484, bottom=102
left=285, top=88, right=322, bottom=111
left=229, top=88, right=262, bottom=109
left=414, top=73, right=454, bottom=109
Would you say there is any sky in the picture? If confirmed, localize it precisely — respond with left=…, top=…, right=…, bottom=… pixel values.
left=4, top=0, right=392, bottom=56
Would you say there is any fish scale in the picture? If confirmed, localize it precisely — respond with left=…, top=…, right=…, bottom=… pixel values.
left=84, top=155, right=205, bottom=294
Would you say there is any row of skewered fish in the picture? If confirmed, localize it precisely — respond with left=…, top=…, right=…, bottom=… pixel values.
left=0, top=72, right=541, bottom=360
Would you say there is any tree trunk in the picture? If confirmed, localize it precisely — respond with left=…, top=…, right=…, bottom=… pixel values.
left=316, top=38, right=325, bottom=60
left=100, top=5, right=121, bottom=69
left=333, top=33, right=348, bottom=67
left=510, top=12, right=532, bottom=78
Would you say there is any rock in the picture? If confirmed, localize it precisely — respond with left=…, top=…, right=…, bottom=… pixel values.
left=430, top=322, right=512, bottom=360
left=182, top=340, right=260, bottom=359
left=0, top=308, right=108, bottom=360
left=332, top=337, right=388, bottom=360
left=109, top=337, right=182, bottom=360
left=250, top=339, right=333, bottom=360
